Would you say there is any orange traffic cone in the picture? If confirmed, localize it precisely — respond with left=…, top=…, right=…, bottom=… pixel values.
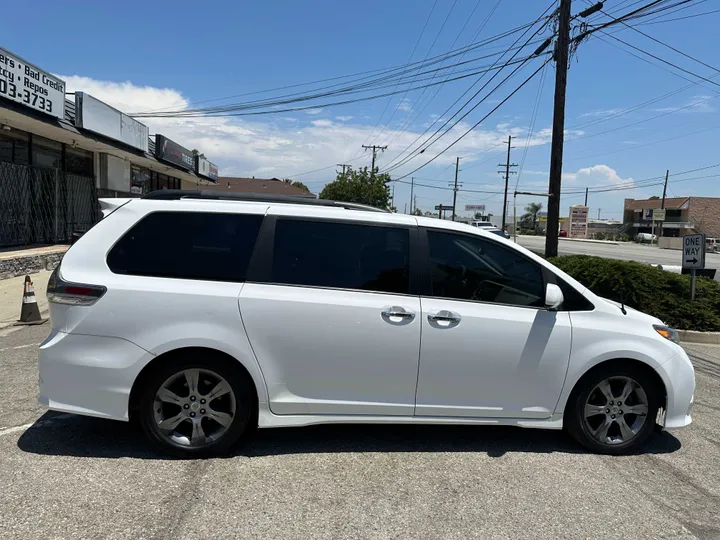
left=15, top=275, right=46, bottom=326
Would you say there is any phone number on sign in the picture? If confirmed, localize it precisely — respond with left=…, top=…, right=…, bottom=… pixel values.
left=0, top=79, right=53, bottom=113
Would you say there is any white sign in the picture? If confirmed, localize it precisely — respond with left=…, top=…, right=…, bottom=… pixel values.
left=0, top=47, right=65, bottom=119
left=196, top=155, right=219, bottom=182
left=465, top=204, right=486, bottom=211
left=569, top=205, right=589, bottom=239
left=652, top=208, right=666, bottom=221
left=682, top=233, right=705, bottom=269
left=75, top=93, right=149, bottom=152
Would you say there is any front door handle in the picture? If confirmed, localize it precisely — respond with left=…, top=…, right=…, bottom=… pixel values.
left=428, top=311, right=461, bottom=324
left=381, top=307, right=415, bottom=320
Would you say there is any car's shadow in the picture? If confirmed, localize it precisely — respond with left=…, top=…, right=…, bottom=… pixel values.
left=17, top=411, right=682, bottom=460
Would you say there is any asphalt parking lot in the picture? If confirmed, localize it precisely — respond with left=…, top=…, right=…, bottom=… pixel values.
left=1, top=324, right=720, bottom=540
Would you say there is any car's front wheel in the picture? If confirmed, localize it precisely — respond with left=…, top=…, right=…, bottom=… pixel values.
left=138, top=355, right=254, bottom=457
left=566, top=364, right=661, bottom=455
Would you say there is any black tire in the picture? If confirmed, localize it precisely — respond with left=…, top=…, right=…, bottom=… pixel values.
left=138, top=353, right=256, bottom=458
left=565, top=363, right=661, bottom=455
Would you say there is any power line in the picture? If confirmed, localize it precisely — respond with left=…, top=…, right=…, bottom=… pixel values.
left=370, top=0, right=459, bottom=146
left=358, top=0, right=440, bottom=153
left=133, top=18, right=544, bottom=118
left=515, top=60, right=548, bottom=191
left=585, top=0, right=720, bottom=75
left=392, top=58, right=552, bottom=181
left=377, top=0, right=489, bottom=149
left=639, top=7, right=720, bottom=24
left=381, top=2, right=556, bottom=174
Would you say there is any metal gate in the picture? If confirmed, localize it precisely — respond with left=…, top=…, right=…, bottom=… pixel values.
left=0, top=161, right=99, bottom=248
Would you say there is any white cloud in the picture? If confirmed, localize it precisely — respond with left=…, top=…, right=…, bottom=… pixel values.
left=562, top=164, right=634, bottom=187
left=59, top=74, right=588, bottom=183
left=655, top=95, right=715, bottom=114
left=305, top=108, right=324, bottom=115
left=335, top=116, right=353, bottom=121
left=397, top=100, right=412, bottom=112
left=580, top=108, right=624, bottom=118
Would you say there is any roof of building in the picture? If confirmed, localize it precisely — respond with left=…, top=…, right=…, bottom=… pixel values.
left=624, top=197, right=690, bottom=210
left=205, top=177, right=316, bottom=198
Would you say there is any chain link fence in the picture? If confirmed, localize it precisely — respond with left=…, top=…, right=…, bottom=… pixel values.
left=0, top=161, right=99, bottom=248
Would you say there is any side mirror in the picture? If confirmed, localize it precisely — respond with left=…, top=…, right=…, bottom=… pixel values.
left=545, top=283, right=564, bottom=311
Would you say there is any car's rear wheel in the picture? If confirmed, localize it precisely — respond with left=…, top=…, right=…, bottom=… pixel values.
left=566, top=364, right=660, bottom=455
left=138, top=356, right=254, bottom=457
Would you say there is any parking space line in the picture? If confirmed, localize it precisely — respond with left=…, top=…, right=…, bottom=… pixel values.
left=0, top=342, right=41, bottom=353
left=0, top=413, right=74, bottom=438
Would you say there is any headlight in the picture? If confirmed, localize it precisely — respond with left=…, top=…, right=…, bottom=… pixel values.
left=653, top=324, right=679, bottom=344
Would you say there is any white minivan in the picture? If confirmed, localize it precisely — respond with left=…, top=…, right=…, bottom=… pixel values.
left=40, top=191, right=695, bottom=457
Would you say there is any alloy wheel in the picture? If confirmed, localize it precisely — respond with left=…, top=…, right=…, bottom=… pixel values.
left=583, top=376, right=649, bottom=445
left=153, top=368, right=236, bottom=447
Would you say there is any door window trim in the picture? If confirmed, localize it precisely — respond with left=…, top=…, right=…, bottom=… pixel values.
left=247, top=215, right=421, bottom=297
left=417, top=226, right=548, bottom=310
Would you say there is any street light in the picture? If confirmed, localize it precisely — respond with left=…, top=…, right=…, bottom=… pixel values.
left=513, top=191, right=553, bottom=243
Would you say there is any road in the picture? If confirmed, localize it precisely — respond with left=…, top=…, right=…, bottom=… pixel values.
left=1, top=324, right=720, bottom=539
left=517, top=236, right=720, bottom=274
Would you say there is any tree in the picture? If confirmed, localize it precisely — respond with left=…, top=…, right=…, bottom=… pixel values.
left=412, top=208, right=423, bottom=216
left=284, top=179, right=310, bottom=193
left=649, top=195, right=660, bottom=200
left=191, top=149, right=206, bottom=159
left=521, top=202, right=543, bottom=231
left=319, top=166, right=391, bottom=209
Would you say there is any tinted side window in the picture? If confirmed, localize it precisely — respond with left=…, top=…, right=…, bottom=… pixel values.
left=272, top=219, right=410, bottom=294
left=107, top=212, right=263, bottom=282
left=427, top=230, right=544, bottom=307
left=557, top=278, right=594, bottom=311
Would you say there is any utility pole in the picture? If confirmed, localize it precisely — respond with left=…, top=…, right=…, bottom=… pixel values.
left=336, top=163, right=351, bottom=175
left=544, top=0, right=572, bottom=258
left=598, top=208, right=601, bottom=220
left=362, top=145, right=388, bottom=175
left=450, top=157, right=461, bottom=221
left=584, top=187, right=588, bottom=207
left=659, top=169, right=669, bottom=238
left=499, top=135, right=517, bottom=231
left=391, top=183, right=395, bottom=209
left=453, top=158, right=460, bottom=221
left=414, top=195, right=417, bottom=215
left=409, top=177, right=415, bottom=214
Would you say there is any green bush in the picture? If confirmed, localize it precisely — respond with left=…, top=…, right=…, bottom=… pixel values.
left=548, top=255, right=720, bottom=331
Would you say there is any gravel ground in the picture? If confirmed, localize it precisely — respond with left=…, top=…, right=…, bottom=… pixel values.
left=1, top=325, right=719, bottom=540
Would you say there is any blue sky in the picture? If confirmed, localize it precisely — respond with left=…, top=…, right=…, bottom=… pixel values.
left=2, top=0, right=719, bottom=220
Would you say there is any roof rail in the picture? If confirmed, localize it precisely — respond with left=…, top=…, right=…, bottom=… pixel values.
left=141, top=190, right=389, bottom=213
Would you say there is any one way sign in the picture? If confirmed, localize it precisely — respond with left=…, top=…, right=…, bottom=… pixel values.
left=682, top=233, right=705, bottom=270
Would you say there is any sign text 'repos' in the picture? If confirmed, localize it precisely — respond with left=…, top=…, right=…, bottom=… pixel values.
left=0, top=47, right=65, bottom=119
left=155, top=135, right=194, bottom=171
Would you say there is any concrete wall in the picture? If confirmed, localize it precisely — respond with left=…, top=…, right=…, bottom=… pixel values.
left=658, top=237, right=684, bottom=250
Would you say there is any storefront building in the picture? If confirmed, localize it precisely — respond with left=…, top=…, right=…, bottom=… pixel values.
left=0, top=46, right=220, bottom=247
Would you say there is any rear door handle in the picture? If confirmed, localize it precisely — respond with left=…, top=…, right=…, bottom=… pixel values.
left=381, top=307, right=415, bottom=320
left=428, top=311, right=461, bottom=324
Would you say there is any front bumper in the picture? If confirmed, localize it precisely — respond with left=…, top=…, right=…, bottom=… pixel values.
left=659, top=347, right=695, bottom=430
left=38, top=331, right=153, bottom=421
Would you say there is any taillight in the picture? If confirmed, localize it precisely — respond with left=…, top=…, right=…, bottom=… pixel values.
left=47, top=267, right=106, bottom=306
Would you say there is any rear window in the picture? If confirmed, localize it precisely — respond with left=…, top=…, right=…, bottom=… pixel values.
left=107, top=211, right=263, bottom=282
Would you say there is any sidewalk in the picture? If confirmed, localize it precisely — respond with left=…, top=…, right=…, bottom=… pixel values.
left=0, top=271, right=52, bottom=329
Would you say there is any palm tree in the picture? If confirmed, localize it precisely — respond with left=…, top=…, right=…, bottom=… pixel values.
left=521, top=202, right=543, bottom=231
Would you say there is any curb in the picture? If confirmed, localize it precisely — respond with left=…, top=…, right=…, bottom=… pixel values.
left=559, top=238, right=619, bottom=245
left=679, top=330, right=720, bottom=345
